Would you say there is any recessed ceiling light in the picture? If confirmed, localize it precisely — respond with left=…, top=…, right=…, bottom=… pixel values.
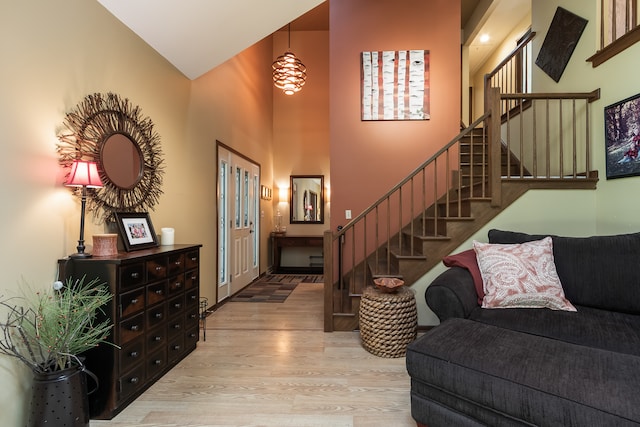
left=479, top=34, right=490, bottom=43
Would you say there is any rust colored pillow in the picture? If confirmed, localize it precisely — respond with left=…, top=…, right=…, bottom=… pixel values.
left=443, top=249, right=484, bottom=304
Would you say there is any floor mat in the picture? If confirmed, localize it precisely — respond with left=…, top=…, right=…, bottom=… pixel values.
left=231, top=274, right=323, bottom=302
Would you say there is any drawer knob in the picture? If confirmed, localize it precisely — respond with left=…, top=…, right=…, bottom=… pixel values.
left=175, top=282, right=182, bottom=288
left=130, top=325, right=139, bottom=331
left=190, top=314, right=197, bottom=320
left=173, top=324, right=181, bottom=330
left=131, top=298, right=138, bottom=304
left=130, top=351, right=139, bottom=358
left=131, top=272, right=140, bottom=279
left=130, top=377, right=139, bottom=384
left=175, top=260, right=181, bottom=266
left=155, top=289, right=163, bottom=295
left=154, top=336, right=162, bottom=342
left=174, top=303, right=182, bottom=309
left=154, top=359, right=162, bottom=365
left=155, top=266, right=162, bottom=271
left=191, top=257, right=197, bottom=262
left=173, top=345, right=181, bottom=351
left=189, top=333, right=197, bottom=338
left=155, top=313, right=163, bottom=319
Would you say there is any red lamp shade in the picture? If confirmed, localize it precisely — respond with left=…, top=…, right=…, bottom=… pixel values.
left=66, top=160, right=103, bottom=188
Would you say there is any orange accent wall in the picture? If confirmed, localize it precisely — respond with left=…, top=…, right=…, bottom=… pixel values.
left=329, top=0, right=461, bottom=230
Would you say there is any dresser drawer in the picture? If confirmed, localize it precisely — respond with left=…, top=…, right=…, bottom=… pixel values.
left=185, top=269, right=199, bottom=290
left=185, top=250, right=199, bottom=270
left=119, top=288, right=145, bottom=318
left=167, top=294, right=185, bottom=318
left=168, top=253, right=185, bottom=276
left=118, top=363, right=145, bottom=401
left=168, top=334, right=185, bottom=362
left=119, top=337, right=144, bottom=373
left=185, top=288, right=199, bottom=310
left=168, top=274, right=185, bottom=295
left=147, top=348, right=167, bottom=380
left=119, top=263, right=145, bottom=290
left=185, top=306, right=200, bottom=330
left=185, top=326, right=199, bottom=351
left=146, top=302, right=166, bottom=328
left=146, top=281, right=167, bottom=306
left=146, top=324, right=166, bottom=354
left=119, top=313, right=144, bottom=345
left=167, top=315, right=184, bottom=338
left=147, top=257, right=168, bottom=281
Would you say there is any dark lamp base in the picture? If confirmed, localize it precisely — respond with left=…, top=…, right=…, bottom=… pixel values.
left=69, top=252, right=92, bottom=259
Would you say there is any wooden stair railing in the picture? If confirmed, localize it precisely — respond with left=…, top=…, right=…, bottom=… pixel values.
left=323, top=87, right=600, bottom=332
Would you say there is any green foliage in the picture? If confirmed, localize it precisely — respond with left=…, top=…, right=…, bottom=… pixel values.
left=0, top=276, right=114, bottom=373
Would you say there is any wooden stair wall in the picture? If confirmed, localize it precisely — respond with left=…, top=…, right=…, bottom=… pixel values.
left=328, top=127, right=598, bottom=332
left=324, top=90, right=599, bottom=332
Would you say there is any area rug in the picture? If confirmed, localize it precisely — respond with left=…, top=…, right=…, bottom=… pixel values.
left=231, top=274, right=323, bottom=303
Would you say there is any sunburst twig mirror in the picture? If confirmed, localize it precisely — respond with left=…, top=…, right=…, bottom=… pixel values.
left=57, top=93, right=164, bottom=223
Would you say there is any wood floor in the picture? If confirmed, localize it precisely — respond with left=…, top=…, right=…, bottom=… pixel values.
left=91, top=281, right=416, bottom=427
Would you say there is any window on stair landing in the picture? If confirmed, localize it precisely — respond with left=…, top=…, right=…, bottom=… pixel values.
left=588, top=0, right=640, bottom=66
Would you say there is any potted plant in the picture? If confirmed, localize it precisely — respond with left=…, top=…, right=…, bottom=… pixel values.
left=0, top=276, right=114, bottom=427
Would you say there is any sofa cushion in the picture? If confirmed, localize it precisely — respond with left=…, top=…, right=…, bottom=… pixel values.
left=488, top=229, right=640, bottom=313
left=407, top=318, right=640, bottom=426
left=473, top=237, right=575, bottom=311
left=468, top=305, right=640, bottom=357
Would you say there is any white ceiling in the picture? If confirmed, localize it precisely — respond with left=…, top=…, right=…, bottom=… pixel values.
left=97, top=0, right=530, bottom=80
left=97, top=0, right=325, bottom=80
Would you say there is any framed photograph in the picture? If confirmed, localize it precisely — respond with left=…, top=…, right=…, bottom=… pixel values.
left=114, top=212, right=159, bottom=251
left=604, top=93, right=640, bottom=179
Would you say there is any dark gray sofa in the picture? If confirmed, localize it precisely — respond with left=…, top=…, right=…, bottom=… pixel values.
left=406, top=230, right=640, bottom=426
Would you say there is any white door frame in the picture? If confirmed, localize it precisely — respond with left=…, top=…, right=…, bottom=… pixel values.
left=217, top=143, right=260, bottom=302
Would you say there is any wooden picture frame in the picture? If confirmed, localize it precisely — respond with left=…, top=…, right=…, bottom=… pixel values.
left=115, top=212, right=159, bottom=251
left=605, top=93, right=640, bottom=179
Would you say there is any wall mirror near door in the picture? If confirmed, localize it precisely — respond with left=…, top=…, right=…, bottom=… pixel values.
left=290, top=175, right=324, bottom=224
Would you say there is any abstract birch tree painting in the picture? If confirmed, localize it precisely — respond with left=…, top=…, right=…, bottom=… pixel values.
left=361, top=50, right=430, bottom=121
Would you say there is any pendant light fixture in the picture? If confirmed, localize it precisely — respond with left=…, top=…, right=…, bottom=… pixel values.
left=272, top=24, right=306, bottom=95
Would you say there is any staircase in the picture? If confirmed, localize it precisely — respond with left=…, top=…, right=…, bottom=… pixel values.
left=324, top=88, right=600, bottom=332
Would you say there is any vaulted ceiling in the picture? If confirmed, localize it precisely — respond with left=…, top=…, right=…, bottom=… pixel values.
left=97, top=0, right=530, bottom=80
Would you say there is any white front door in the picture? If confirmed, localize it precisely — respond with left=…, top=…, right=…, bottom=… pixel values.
left=217, top=145, right=260, bottom=302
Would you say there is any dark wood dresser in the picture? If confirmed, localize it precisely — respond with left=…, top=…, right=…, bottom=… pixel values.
left=58, top=244, right=202, bottom=419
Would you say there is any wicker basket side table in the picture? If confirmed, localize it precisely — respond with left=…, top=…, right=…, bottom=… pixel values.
left=359, top=285, right=418, bottom=358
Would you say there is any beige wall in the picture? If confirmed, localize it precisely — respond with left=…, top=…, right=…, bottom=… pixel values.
left=0, top=0, right=274, bottom=424
left=531, top=0, right=640, bottom=235
left=471, top=12, right=532, bottom=120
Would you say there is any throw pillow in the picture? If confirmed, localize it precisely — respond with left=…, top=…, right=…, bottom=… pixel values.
left=442, top=249, right=484, bottom=304
left=473, top=237, right=576, bottom=311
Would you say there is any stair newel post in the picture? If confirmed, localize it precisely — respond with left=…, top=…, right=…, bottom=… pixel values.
left=487, top=87, right=502, bottom=207
left=324, top=230, right=335, bottom=332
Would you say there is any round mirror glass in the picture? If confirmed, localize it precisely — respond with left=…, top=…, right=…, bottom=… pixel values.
left=101, top=133, right=143, bottom=189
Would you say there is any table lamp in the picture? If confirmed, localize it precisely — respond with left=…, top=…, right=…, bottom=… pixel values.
left=65, top=160, right=103, bottom=258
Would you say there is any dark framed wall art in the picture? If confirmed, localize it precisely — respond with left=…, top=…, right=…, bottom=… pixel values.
left=604, top=92, right=640, bottom=179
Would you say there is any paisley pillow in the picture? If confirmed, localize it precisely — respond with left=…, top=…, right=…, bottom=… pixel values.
left=473, top=237, right=576, bottom=311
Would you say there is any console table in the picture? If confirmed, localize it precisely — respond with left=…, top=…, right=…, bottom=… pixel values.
left=57, top=244, right=202, bottom=419
left=271, top=234, right=323, bottom=274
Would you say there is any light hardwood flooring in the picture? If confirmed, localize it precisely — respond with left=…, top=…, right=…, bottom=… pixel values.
left=91, top=281, right=415, bottom=427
